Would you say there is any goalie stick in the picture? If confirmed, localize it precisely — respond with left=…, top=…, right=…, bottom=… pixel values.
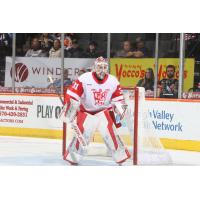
left=48, top=76, right=87, bottom=148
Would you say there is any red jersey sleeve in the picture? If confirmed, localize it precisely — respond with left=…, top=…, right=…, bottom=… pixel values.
left=67, top=79, right=84, bottom=101
left=111, top=84, right=124, bottom=102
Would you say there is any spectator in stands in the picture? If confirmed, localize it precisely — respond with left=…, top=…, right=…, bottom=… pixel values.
left=51, top=33, right=73, bottom=50
left=25, top=38, right=45, bottom=57
left=195, top=82, right=200, bottom=92
left=52, top=33, right=61, bottom=40
left=188, top=82, right=200, bottom=92
left=114, top=39, right=150, bottom=58
left=38, top=33, right=54, bottom=56
left=114, top=40, right=134, bottom=58
left=132, top=37, right=150, bottom=58
left=137, top=68, right=154, bottom=91
left=157, top=65, right=178, bottom=98
left=0, top=33, right=11, bottom=47
left=0, top=33, right=12, bottom=56
left=0, top=33, right=12, bottom=86
left=84, top=41, right=101, bottom=58
left=47, top=68, right=72, bottom=90
left=52, top=33, right=74, bottom=41
left=77, top=66, right=92, bottom=77
left=64, top=38, right=84, bottom=58
left=49, top=39, right=61, bottom=58
left=64, top=36, right=72, bottom=50
left=78, top=68, right=87, bottom=76
left=21, top=34, right=34, bottom=55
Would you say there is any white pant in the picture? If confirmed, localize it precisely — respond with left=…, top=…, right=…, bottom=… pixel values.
left=64, top=109, right=130, bottom=165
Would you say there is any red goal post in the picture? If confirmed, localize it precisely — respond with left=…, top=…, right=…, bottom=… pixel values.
left=121, top=87, right=139, bottom=165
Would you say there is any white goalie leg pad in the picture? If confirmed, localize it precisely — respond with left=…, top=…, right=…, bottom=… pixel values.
left=64, top=136, right=85, bottom=165
left=96, top=110, right=131, bottom=164
left=59, top=98, right=80, bottom=123
left=64, top=111, right=99, bottom=164
left=112, top=135, right=131, bottom=164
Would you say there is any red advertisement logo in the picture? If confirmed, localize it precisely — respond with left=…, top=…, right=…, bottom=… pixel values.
left=10, top=63, right=29, bottom=82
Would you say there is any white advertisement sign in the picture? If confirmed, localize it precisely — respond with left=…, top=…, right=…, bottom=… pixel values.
left=0, top=95, right=63, bottom=130
left=118, top=98, right=200, bottom=141
left=147, top=100, right=200, bottom=140
left=1, top=94, right=200, bottom=142
left=5, top=57, right=95, bottom=87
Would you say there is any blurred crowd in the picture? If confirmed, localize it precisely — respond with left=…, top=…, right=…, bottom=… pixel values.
left=16, top=33, right=106, bottom=58
left=0, top=33, right=200, bottom=96
left=0, top=33, right=155, bottom=59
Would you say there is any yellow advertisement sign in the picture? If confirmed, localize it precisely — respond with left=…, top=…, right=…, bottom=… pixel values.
left=110, top=58, right=195, bottom=92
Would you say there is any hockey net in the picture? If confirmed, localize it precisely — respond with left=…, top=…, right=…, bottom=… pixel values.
left=123, top=87, right=172, bottom=165
left=62, top=87, right=172, bottom=165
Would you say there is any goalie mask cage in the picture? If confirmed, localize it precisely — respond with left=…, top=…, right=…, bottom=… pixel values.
left=62, top=87, right=172, bottom=165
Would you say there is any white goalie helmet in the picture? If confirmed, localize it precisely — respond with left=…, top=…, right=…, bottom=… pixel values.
left=93, top=56, right=109, bottom=80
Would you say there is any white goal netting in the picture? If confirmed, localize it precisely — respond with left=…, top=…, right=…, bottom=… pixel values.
left=123, top=87, right=172, bottom=165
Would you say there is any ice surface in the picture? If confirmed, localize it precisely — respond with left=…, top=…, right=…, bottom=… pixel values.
left=0, top=136, right=200, bottom=166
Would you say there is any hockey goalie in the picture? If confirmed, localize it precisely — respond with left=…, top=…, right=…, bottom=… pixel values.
left=61, top=57, right=131, bottom=165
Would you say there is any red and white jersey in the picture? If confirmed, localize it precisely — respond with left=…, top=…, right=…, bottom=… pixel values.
left=67, top=72, right=124, bottom=113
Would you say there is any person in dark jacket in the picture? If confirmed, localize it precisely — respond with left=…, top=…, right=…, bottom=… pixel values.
left=64, top=39, right=84, bottom=58
left=84, top=41, right=101, bottom=58
left=158, top=65, right=178, bottom=98
left=137, top=68, right=154, bottom=91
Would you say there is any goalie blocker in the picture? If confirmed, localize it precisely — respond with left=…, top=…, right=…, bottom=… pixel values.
left=61, top=57, right=131, bottom=165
